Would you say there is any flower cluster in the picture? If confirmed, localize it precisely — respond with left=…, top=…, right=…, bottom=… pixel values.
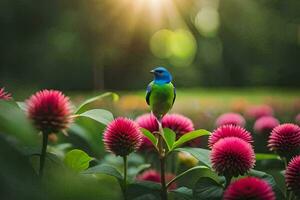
left=136, top=113, right=194, bottom=150
left=103, top=117, right=142, bottom=157
left=210, top=137, right=255, bottom=177
left=26, top=89, right=72, bottom=134
left=0, top=87, right=12, bottom=100
left=215, top=112, right=245, bottom=127
left=224, top=177, right=275, bottom=200
left=268, top=123, right=300, bottom=158
left=246, top=105, right=274, bottom=119
left=285, top=155, right=300, bottom=197
left=253, top=116, right=279, bottom=134
left=209, top=125, right=253, bottom=148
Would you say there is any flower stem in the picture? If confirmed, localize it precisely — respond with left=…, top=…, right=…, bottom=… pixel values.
left=225, top=175, right=232, bottom=188
left=39, top=132, right=48, bottom=178
left=123, top=156, right=128, bottom=200
left=158, top=121, right=168, bottom=200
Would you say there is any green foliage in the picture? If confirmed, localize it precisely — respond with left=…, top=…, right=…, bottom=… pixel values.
left=172, top=130, right=210, bottom=150
left=141, top=128, right=158, bottom=148
left=77, top=109, right=114, bottom=125
left=175, top=147, right=211, bottom=167
left=163, top=128, right=176, bottom=151
left=193, top=177, right=224, bottom=200
left=126, top=181, right=161, bottom=200
left=255, top=153, right=280, bottom=160
left=82, top=164, right=123, bottom=182
left=0, top=101, right=38, bottom=149
left=64, top=149, right=93, bottom=172
left=169, top=187, right=193, bottom=200
left=75, top=92, right=119, bottom=114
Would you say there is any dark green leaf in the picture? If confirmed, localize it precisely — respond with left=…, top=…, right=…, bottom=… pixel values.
left=172, top=130, right=210, bottom=149
left=126, top=181, right=161, bottom=200
left=167, top=166, right=209, bottom=188
left=0, top=101, right=38, bottom=149
left=193, top=177, right=223, bottom=200
left=77, top=109, right=114, bottom=125
left=163, top=128, right=176, bottom=151
left=169, top=187, right=193, bottom=200
left=82, top=164, right=123, bottom=182
left=75, top=92, right=119, bottom=114
left=64, top=149, right=93, bottom=172
left=175, top=147, right=211, bottom=167
left=141, top=128, right=157, bottom=148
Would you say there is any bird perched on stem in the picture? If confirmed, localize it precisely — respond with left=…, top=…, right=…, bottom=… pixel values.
left=146, top=67, right=176, bottom=121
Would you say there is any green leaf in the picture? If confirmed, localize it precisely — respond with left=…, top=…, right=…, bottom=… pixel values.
left=77, top=109, right=114, bottom=125
left=16, top=101, right=27, bottom=111
left=126, top=181, right=161, bottom=200
left=193, top=177, right=223, bottom=200
left=249, top=169, right=285, bottom=199
left=141, top=128, right=157, bottom=148
left=175, top=147, right=211, bottom=167
left=64, top=149, right=93, bottom=173
left=167, top=166, right=209, bottom=188
left=82, top=164, right=123, bottom=182
left=75, top=92, right=119, bottom=114
left=172, top=129, right=210, bottom=149
left=129, top=164, right=151, bottom=178
left=169, top=187, right=193, bottom=200
left=255, top=153, right=280, bottom=160
left=0, top=101, right=38, bottom=149
left=163, top=128, right=176, bottom=151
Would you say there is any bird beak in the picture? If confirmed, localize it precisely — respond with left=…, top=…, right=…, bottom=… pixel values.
left=150, top=70, right=155, bottom=74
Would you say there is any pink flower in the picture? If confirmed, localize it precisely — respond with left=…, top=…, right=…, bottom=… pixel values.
left=215, top=112, right=246, bottom=127
left=209, top=125, right=253, bottom=148
left=162, top=114, right=194, bottom=138
left=246, top=105, right=274, bottom=119
left=254, top=116, right=280, bottom=134
left=0, top=87, right=12, bottom=100
left=268, top=123, right=300, bottom=158
left=26, top=89, right=72, bottom=133
left=136, top=113, right=159, bottom=149
left=103, top=117, right=142, bottom=156
left=295, top=114, right=300, bottom=125
left=137, top=169, right=160, bottom=183
left=285, top=155, right=300, bottom=197
left=162, top=113, right=195, bottom=146
left=210, top=137, right=255, bottom=177
left=224, top=177, right=275, bottom=200
left=137, top=169, right=177, bottom=190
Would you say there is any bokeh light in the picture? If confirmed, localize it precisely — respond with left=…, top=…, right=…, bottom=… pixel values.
left=150, top=29, right=197, bottom=67
left=195, top=7, right=220, bottom=37
left=150, top=29, right=173, bottom=59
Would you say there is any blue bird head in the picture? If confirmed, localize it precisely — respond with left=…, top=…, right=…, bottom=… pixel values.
left=150, top=67, right=172, bottom=84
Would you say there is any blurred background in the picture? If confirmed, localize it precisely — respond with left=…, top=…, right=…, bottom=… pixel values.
left=0, top=0, right=299, bottom=91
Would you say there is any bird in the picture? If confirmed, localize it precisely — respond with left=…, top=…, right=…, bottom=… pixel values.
left=146, top=67, right=176, bottom=121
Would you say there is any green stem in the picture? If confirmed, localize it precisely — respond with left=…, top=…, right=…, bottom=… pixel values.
left=158, top=121, right=168, bottom=200
left=283, top=157, right=291, bottom=200
left=123, top=156, right=127, bottom=200
left=160, top=154, right=167, bottom=200
left=39, top=132, right=48, bottom=178
left=225, top=175, right=232, bottom=188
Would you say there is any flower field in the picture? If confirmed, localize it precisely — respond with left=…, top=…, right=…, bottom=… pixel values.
left=0, top=87, right=300, bottom=200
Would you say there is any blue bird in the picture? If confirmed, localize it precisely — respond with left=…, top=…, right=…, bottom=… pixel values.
left=146, top=67, right=176, bottom=120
